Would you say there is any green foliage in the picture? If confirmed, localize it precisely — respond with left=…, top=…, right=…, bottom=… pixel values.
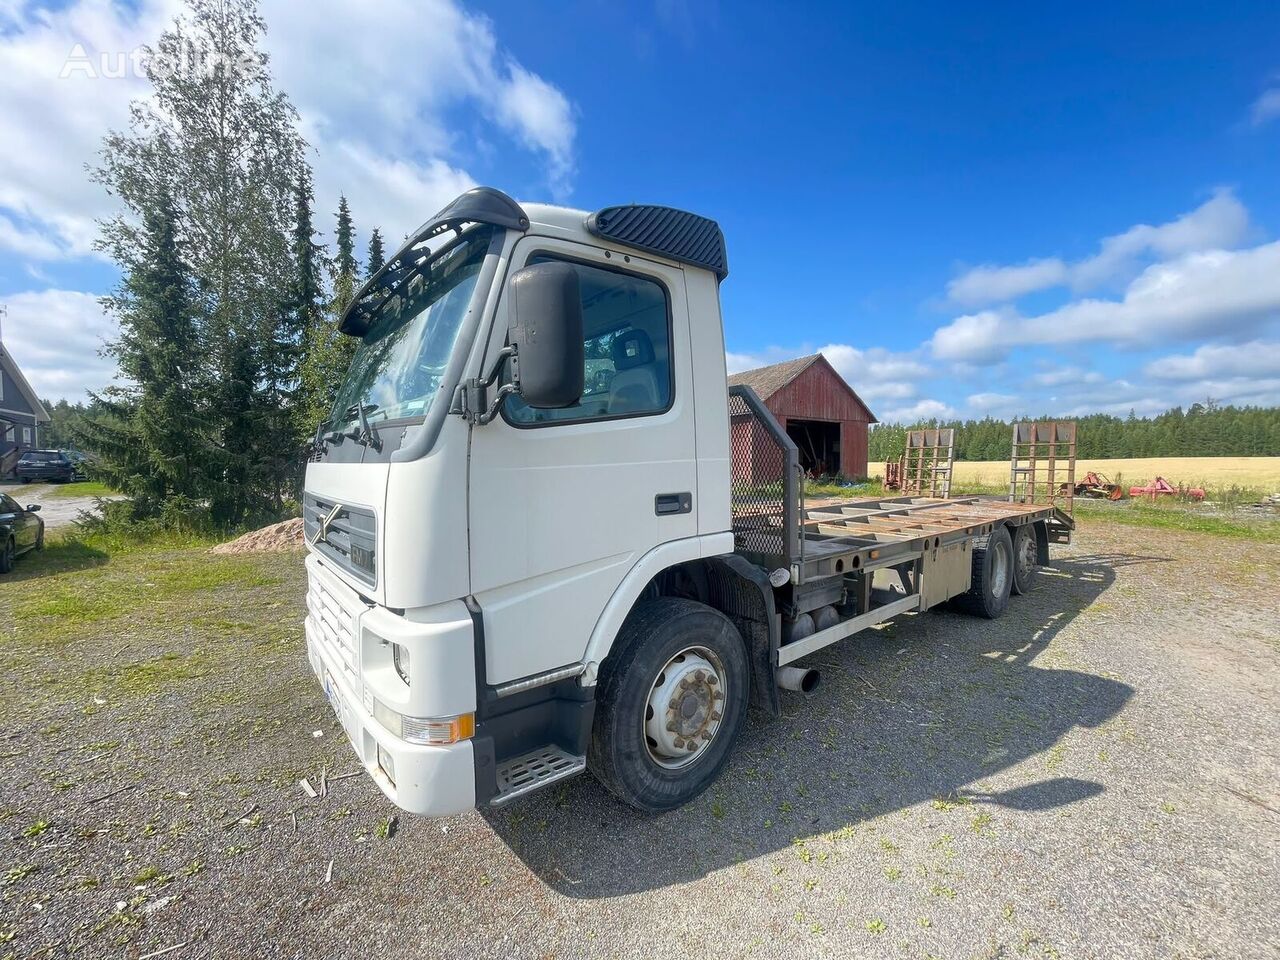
left=297, top=193, right=360, bottom=437
left=870, top=403, right=1280, bottom=462
left=366, top=227, right=386, bottom=276
left=87, top=0, right=311, bottom=527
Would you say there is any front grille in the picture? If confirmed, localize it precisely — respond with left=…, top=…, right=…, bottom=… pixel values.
left=306, top=572, right=361, bottom=677
left=303, top=492, right=377, bottom=586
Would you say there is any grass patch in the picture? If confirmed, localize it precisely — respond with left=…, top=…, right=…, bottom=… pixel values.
left=1076, top=500, right=1280, bottom=543
left=79, top=651, right=211, bottom=698
left=15, top=588, right=132, bottom=626
left=43, top=481, right=120, bottom=499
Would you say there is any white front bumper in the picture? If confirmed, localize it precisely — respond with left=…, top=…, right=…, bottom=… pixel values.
left=303, top=556, right=476, bottom=817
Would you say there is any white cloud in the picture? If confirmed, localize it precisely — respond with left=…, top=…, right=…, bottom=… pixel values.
left=1, top=289, right=117, bottom=400
left=1071, top=188, right=1250, bottom=290
left=1144, top=341, right=1280, bottom=381
left=878, top=398, right=956, bottom=423
left=1028, top=365, right=1105, bottom=388
left=0, top=0, right=179, bottom=258
left=0, top=213, right=64, bottom=260
left=0, top=0, right=577, bottom=267
left=263, top=0, right=578, bottom=236
left=1251, top=87, right=1280, bottom=127
left=966, top=392, right=1019, bottom=413
left=946, top=258, right=1067, bottom=306
left=945, top=190, right=1251, bottom=305
left=928, top=309, right=1011, bottom=364
left=932, top=239, right=1280, bottom=364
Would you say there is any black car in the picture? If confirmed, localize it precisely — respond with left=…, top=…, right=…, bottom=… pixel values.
left=0, top=494, right=43, bottom=573
left=14, top=449, right=82, bottom=483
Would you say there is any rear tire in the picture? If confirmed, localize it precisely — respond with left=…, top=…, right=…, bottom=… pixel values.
left=953, top=525, right=1013, bottom=619
left=588, top=598, right=749, bottom=813
left=1011, top=524, right=1039, bottom=595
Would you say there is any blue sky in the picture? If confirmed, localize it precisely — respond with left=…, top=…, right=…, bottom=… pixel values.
left=2, top=0, right=1280, bottom=421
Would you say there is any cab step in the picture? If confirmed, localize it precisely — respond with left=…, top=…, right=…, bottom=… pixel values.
left=491, top=745, right=586, bottom=806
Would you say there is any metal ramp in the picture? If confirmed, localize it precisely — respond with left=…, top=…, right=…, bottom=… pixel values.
left=1008, top=421, right=1077, bottom=541
left=900, top=428, right=955, bottom=497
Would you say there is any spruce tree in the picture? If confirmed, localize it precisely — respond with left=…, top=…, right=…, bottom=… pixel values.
left=366, top=228, right=386, bottom=277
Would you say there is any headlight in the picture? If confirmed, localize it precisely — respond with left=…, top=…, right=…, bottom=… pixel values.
left=392, top=643, right=410, bottom=686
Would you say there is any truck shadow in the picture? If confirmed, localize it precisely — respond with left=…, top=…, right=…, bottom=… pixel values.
left=484, top=552, right=1156, bottom=898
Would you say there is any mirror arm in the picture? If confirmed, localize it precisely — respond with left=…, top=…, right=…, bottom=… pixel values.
left=460, top=345, right=518, bottom=424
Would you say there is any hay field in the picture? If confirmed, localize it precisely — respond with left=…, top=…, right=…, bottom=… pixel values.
left=950, top=456, right=1280, bottom=492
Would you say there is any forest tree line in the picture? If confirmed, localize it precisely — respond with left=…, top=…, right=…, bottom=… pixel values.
left=868, top=402, right=1280, bottom=463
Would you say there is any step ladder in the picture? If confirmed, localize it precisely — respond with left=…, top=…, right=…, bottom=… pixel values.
left=1008, top=421, right=1077, bottom=519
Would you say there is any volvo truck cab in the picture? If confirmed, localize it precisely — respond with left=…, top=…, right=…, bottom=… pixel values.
left=303, top=188, right=742, bottom=815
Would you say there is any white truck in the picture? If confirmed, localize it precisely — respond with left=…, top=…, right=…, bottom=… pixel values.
left=302, top=187, right=1072, bottom=816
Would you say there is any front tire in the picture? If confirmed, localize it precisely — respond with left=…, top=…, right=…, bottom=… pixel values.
left=953, top=525, right=1013, bottom=619
left=588, top=598, right=750, bottom=813
left=0, top=537, right=14, bottom=574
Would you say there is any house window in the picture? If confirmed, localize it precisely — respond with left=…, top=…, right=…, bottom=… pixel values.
left=22, top=427, right=32, bottom=445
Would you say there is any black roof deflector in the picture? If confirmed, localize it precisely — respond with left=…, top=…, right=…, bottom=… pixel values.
left=586, top=204, right=729, bottom=280
left=340, top=187, right=528, bottom=336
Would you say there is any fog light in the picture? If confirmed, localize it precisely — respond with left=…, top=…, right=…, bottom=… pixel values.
left=392, top=643, right=410, bottom=686
left=377, top=744, right=396, bottom=785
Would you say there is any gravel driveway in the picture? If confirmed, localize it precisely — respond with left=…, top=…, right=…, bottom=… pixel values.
left=1, top=483, right=115, bottom=530
left=0, top=520, right=1276, bottom=959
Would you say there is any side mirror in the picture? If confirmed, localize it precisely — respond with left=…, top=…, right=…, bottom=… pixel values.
left=26, top=505, right=40, bottom=513
left=509, top=261, right=584, bottom=408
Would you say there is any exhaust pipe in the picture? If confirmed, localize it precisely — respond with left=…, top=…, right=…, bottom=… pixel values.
left=777, top=666, right=821, bottom=696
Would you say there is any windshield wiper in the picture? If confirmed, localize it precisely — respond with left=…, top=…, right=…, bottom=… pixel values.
left=344, top=403, right=383, bottom=452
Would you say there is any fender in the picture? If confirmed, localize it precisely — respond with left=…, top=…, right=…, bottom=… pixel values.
left=580, top=531, right=734, bottom=682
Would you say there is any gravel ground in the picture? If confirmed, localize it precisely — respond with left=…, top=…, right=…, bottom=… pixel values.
left=1, top=520, right=1277, bottom=960
left=0, top=484, right=115, bottom=530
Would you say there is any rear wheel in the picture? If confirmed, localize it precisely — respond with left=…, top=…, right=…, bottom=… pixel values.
left=588, top=598, right=749, bottom=812
left=953, top=525, right=1013, bottom=619
left=1011, top=524, right=1039, bottom=595
left=0, top=537, right=14, bottom=574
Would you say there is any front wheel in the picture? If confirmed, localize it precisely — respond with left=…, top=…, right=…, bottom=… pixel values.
left=588, top=598, right=750, bottom=813
left=0, top=537, right=14, bottom=574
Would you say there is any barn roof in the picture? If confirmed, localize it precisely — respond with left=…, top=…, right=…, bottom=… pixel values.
left=728, top=354, right=819, bottom=399
left=728, top=353, right=878, bottom=423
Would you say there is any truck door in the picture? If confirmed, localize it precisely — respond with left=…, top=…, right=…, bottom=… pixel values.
left=468, top=236, right=697, bottom=685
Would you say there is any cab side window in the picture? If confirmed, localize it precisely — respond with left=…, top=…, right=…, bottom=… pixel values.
left=506, top=255, right=672, bottom=425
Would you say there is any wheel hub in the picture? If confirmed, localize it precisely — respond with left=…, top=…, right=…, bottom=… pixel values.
left=644, top=648, right=726, bottom=768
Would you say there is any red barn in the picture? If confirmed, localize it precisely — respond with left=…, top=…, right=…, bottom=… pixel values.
left=728, top=354, right=878, bottom=480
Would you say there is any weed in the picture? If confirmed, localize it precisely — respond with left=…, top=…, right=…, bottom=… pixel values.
left=21, top=820, right=51, bottom=838
left=3, top=864, right=38, bottom=886
left=865, top=918, right=887, bottom=934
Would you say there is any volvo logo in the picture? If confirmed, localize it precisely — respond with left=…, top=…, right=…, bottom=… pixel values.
left=310, top=503, right=344, bottom=546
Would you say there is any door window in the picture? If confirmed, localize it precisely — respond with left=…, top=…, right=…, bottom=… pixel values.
left=505, top=255, right=672, bottom=426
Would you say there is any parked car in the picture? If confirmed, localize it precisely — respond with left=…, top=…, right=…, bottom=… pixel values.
left=0, top=494, right=43, bottom=573
left=14, top=449, right=83, bottom=483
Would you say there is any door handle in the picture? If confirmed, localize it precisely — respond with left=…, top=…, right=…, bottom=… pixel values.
left=655, top=492, right=692, bottom=516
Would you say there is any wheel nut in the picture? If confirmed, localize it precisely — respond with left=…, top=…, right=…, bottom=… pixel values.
left=674, top=738, right=686, bottom=749
left=686, top=741, right=698, bottom=751
left=707, top=676, right=718, bottom=686
left=666, top=721, right=677, bottom=732
left=694, top=670, right=706, bottom=682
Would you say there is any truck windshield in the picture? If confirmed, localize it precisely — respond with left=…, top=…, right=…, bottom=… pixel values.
left=329, top=224, right=497, bottom=427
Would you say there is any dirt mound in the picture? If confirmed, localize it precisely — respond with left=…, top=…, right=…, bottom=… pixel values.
left=212, top=517, right=305, bottom=554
